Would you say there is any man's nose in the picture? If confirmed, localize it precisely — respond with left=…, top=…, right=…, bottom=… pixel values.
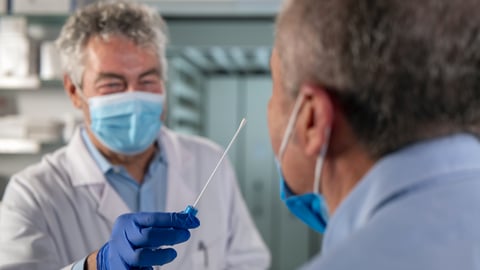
left=125, top=83, right=142, bottom=92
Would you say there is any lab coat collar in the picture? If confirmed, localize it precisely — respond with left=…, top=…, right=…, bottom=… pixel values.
left=65, top=128, right=130, bottom=223
left=80, top=128, right=112, bottom=174
left=66, top=128, right=106, bottom=187
left=161, top=127, right=197, bottom=212
left=80, top=127, right=168, bottom=176
left=323, top=133, right=480, bottom=253
left=65, top=126, right=198, bottom=231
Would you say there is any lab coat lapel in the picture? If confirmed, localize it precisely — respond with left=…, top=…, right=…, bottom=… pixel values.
left=162, top=128, right=197, bottom=211
left=66, top=128, right=130, bottom=225
left=96, top=183, right=130, bottom=224
left=162, top=128, right=198, bottom=262
left=66, top=128, right=105, bottom=187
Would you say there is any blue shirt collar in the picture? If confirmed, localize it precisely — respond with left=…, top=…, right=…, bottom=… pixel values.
left=322, top=133, right=480, bottom=253
left=80, top=127, right=166, bottom=176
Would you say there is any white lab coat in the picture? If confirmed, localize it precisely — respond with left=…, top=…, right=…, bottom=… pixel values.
left=0, top=127, right=270, bottom=270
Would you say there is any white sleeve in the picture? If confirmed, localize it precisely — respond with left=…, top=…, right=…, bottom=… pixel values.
left=0, top=177, right=67, bottom=270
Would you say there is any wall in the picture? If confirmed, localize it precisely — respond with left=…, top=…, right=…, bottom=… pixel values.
left=205, top=75, right=322, bottom=270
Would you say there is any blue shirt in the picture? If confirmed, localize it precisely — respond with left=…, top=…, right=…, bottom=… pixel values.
left=73, top=128, right=168, bottom=270
left=302, top=134, right=480, bottom=270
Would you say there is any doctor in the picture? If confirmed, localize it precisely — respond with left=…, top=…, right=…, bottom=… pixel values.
left=270, top=0, right=480, bottom=269
left=0, top=2, right=269, bottom=270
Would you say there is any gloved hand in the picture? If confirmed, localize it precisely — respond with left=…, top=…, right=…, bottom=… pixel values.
left=96, top=212, right=200, bottom=270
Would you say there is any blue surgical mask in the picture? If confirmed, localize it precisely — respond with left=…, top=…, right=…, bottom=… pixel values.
left=275, top=93, right=331, bottom=233
left=83, top=91, right=164, bottom=155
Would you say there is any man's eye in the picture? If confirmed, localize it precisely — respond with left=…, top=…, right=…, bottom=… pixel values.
left=97, top=82, right=125, bottom=93
left=141, top=78, right=162, bottom=85
left=141, top=80, right=155, bottom=85
left=101, top=83, right=124, bottom=90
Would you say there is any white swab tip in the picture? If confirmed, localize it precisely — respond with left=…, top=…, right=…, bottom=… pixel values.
left=240, top=118, right=247, bottom=128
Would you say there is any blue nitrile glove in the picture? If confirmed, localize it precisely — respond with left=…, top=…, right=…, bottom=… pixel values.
left=96, top=212, right=200, bottom=270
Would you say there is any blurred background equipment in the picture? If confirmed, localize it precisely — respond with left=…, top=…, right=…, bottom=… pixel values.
left=0, top=1, right=6, bottom=14
left=0, top=16, right=39, bottom=89
left=39, top=41, right=62, bottom=80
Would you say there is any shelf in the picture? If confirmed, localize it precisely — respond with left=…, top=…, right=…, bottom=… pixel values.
left=0, top=138, right=65, bottom=154
left=0, top=138, right=40, bottom=154
left=0, top=76, right=40, bottom=90
left=0, top=78, right=63, bottom=90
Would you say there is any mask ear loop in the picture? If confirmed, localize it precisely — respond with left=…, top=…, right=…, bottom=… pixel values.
left=313, top=127, right=331, bottom=195
left=278, top=93, right=305, bottom=161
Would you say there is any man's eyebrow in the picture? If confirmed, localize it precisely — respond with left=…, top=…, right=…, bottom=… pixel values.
left=94, top=73, right=125, bottom=84
left=139, top=68, right=162, bottom=78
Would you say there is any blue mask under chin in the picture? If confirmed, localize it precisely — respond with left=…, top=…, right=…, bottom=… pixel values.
left=276, top=161, right=329, bottom=233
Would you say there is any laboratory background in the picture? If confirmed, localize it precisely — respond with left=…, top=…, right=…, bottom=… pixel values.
left=0, top=0, right=322, bottom=269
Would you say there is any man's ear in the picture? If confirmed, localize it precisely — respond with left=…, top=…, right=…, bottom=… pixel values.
left=296, top=84, right=334, bottom=157
left=63, top=74, right=83, bottom=109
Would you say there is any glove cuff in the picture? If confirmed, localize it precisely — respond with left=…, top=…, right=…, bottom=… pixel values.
left=96, top=242, right=110, bottom=270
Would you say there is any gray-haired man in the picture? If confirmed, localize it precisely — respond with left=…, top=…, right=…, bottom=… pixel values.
left=269, top=0, right=480, bottom=269
left=0, top=2, right=270, bottom=270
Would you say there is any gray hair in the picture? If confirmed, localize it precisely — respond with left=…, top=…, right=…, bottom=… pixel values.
left=276, top=0, right=480, bottom=157
left=55, top=1, right=168, bottom=87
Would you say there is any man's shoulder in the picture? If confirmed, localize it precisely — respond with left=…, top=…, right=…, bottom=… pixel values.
left=313, top=180, right=480, bottom=270
left=8, top=145, right=71, bottom=194
left=1, top=145, right=76, bottom=219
